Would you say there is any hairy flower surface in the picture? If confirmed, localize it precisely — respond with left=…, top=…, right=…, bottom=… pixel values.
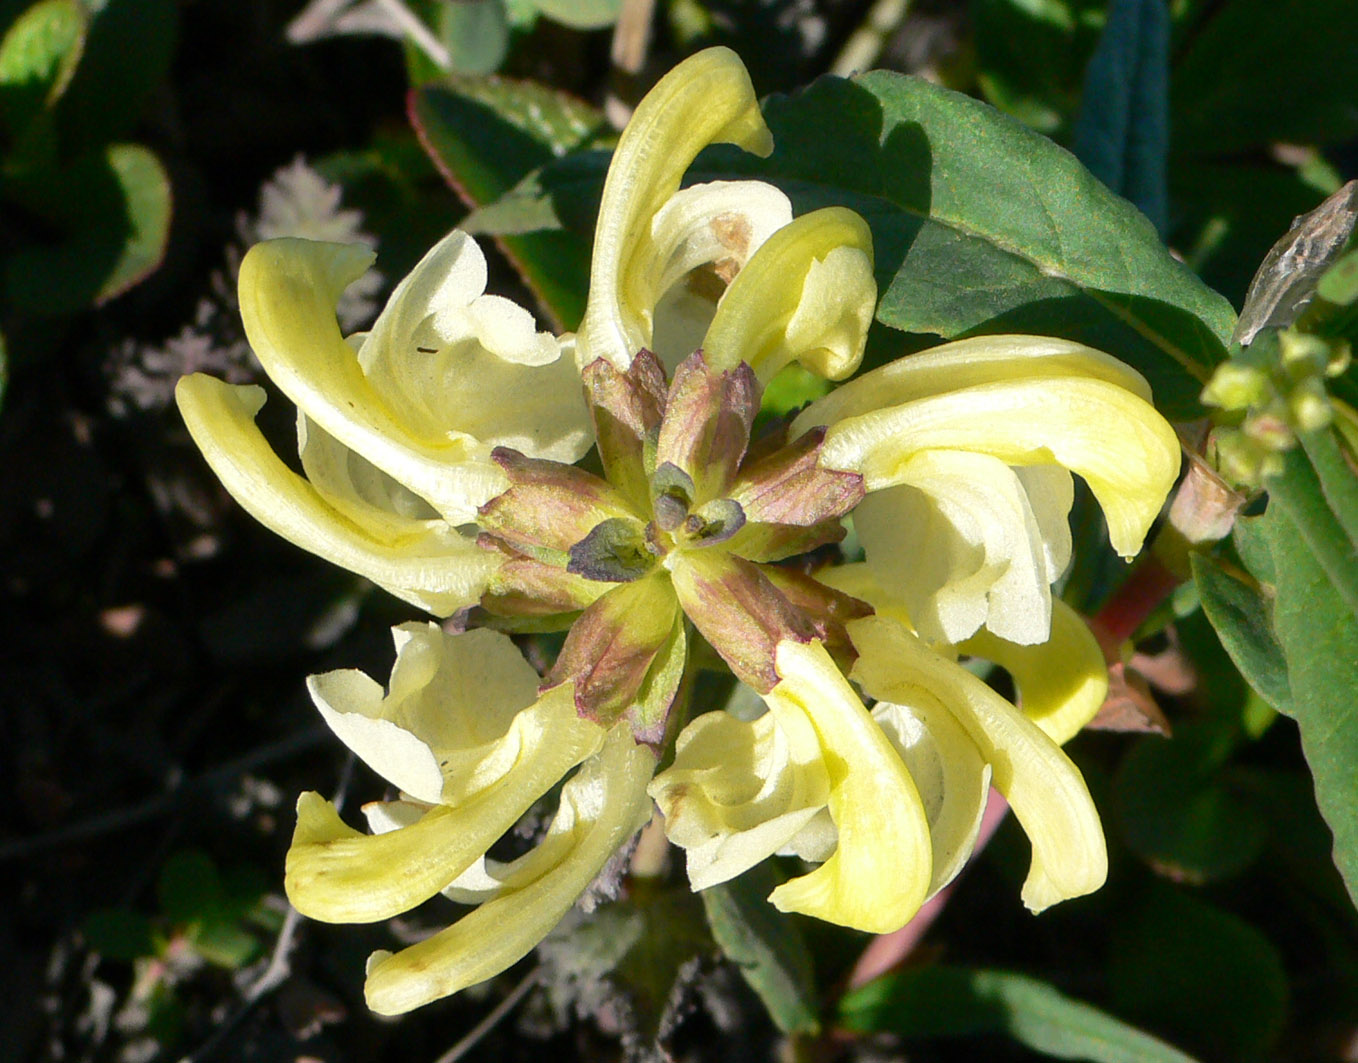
left=176, top=46, right=1181, bottom=1014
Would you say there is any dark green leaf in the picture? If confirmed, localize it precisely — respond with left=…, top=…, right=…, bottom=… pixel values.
left=1190, top=551, right=1291, bottom=714
left=1114, top=719, right=1268, bottom=883
left=839, top=964, right=1201, bottom=1063
left=156, top=850, right=225, bottom=928
left=1171, top=0, right=1358, bottom=155
left=1236, top=454, right=1358, bottom=908
left=701, top=863, right=820, bottom=1035
left=1263, top=440, right=1358, bottom=619
left=744, top=72, right=1232, bottom=416
left=3, top=142, right=171, bottom=313
left=1072, top=0, right=1169, bottom=235
left=410, top=75, right=607, bottom=328
left=82, top=908, right=156, bottom=962
left=1109, top=881, right=1288, bottom=1061
left=0, top=0, right=84, bottom=149
left=54, top=0, right=176, bottom=150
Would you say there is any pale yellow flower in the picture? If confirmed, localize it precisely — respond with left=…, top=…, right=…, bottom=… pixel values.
left=794, top=335, right=1181, bottom=646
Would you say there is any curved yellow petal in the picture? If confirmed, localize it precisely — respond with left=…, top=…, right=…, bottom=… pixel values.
left=850, top=615, right=1106, bottom=912
left=307, top=624, right=544, bottom=804
left=765, top=640, right=932, bottom=933
left=284, top=685, right=605, bottom=923
left=820, top=375, right=1179, bottom=558
left=960, top=599, right=1109, bottom=746
left=175, top=375, right=498, bottom=616
left=872, top=693, right=991, bottom=897
left=703, top=207, right=875, bottom=382
left=577, top=47, right=773, bottom=371
left=854, top=452, right=1057, bottom=645
left=237, top=238, right=509, bottom=522
left=649, top=704, right=830, bottom=890
left=794, top=334, right=1154, bottom=433
left=363, top=727, right=655, bottom=1014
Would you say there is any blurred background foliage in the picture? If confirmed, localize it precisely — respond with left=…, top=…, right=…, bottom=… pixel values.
left=2, top=1, right=1357, bottom=1061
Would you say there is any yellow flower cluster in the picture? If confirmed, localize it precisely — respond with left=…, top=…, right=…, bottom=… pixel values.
left=177, top=48, right=1179, bottom=1013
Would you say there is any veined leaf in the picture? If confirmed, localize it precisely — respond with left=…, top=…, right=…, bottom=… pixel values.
left=1235, top=439, right=1358, bottom=908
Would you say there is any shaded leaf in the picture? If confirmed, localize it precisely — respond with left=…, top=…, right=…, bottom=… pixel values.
left=1190, top=551, right=1291, bottom=714
left=1072, top=0, right=1169, bottom=235
left=421, top=0, right=508, bottom=78
left=1171, top=0, right=1358, bottom=156
left=410, top=74, right=607, bottom=328
left=839, top=964, right=1200, bottom=1063
left=82, top=908, right=155, bottom=962
left=1114, top=719, right=1268, bottom=883
left=530, top=0, right=621, bottom=29
left=54, top=0, right=176, bottom=149
left=701, top=863, right=820, bottom=1035
left=4, top=142, right=171, bottom=313
left=1109, top=881, right=1288, bottom=1061
left=971, top=0, right=1106, bottom=135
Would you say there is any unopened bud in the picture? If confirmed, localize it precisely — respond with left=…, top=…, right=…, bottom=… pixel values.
left=1202, top=363, right=1268, bottom=411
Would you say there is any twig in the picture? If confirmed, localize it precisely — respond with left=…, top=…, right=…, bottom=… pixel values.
left=432, top=966, right=542, bottom=1063
left=830, top=0, right=912, bottom=77
left=605, top=0, right=656, bottom=129
left=0, top=725, right=330, bottom=862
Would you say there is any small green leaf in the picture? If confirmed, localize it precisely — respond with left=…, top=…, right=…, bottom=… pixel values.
left=1190, top=551, right=1291, bottom=714
left=410, top=75, right=607, bottom=328
left=701, top=864, right=820, bottom=1035
left=1114, top=719, right=1268, bottom=883
left=416, top=0, right=508, bottom=78
left=187, top=918, right=260, bottom=970
left=3, top=141, right=171, bottom=313
left=530, top=0, right=621, bottom=29
left=839, top=964, right=1201, bottom=1063
left=0, top=0, right=85, bottom=145
left=1072, top=0, right=1170, bottom=235
left=83, top=908, right=156, bottom=962
left=156, top=850, right=225, bottom=930
left=1109, top=881, right=1288, bottom=1061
